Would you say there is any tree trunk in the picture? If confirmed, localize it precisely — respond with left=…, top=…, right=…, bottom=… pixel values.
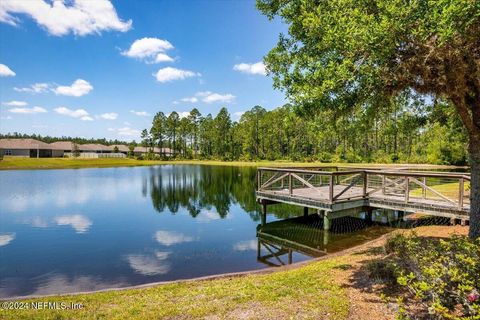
left=468, top=135, right=480, bottom=239
left=453, top=90, right=480, bottom=239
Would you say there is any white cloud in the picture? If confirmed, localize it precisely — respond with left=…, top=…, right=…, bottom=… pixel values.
left=153, top=67, right=200, bottom=83
left=180, top=91, right=236, bottom=105
left=54, top=107, right=93, bottom=121
left=178, top=111, right=190, bottom=118
left=130, top=110, right=150, bottom=117
left=180, top=97, right=198, bottom=103
left=54, top=79, right=93, bottom=97
left=1, top=116, right=12, bottom=120
left=0, top=0, right=132, bottom=36
left=117, top=127, right=140, bottom=136
left=233, top=62, right=266, bottom=75
left=196, top=91, right=235, bottom=104
left=98, top=112, right=118, bottom=120
left=14, top=82, right=50, bottom=94
left=0, top=233, right=15, bottom=247
left=0, top=63, right=15, bottom=77
left=155, top=230, right=194, bottom=246
left=54, top=214, right=92, bottom=233
left=126, top=251, right=171, bottom=276
left=233, top=111, right=245, bottom=119
left=122, top=37, right=174, bottom=63
left=8, top=106, right=47, bottom=114
left=233, top=240, right=257, bottom=251
left=2, top=100, right=27, bottom=106
left=154, top=53, right=174, bottom=63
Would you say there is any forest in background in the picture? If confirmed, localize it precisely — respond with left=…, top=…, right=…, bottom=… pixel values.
left=142, top=91, right=467, bottom=165
left=1, top=92, right=468, bottom=165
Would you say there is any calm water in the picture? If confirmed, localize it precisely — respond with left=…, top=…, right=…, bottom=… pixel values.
left=0, top=165, right=403, bottom=298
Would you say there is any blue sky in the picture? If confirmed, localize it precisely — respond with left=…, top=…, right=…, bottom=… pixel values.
left=0, top=0, right=286, bottom=141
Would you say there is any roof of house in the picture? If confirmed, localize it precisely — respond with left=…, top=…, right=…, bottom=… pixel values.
left=49, top=141, right=74, bottom=150
left=0, top=139, right=173, bottom=154
left=0, top=138, right=52, bottom=150
left=110, top=144, right=129, bottom=152
left=79, top=144, right=112, bottom=151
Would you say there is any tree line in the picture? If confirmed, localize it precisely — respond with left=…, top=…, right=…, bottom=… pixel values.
left=142, top=95, right=468, bottom=165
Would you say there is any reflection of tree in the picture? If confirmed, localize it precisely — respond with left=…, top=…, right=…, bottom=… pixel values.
left=145, top=165, right=300, bottom=221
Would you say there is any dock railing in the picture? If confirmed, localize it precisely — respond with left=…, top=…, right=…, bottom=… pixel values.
left=257, top=167, right=470, bottom=211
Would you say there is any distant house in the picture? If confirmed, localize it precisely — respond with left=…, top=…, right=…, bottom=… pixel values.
left=0, top=138, right=173, bottom=158
left=110, top=144, right=130, bottom=154
left=0, top=139, right=53, bottom=158
left=49, top=141, right=74, bottom=157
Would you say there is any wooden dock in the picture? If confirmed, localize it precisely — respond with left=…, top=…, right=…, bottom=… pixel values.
left=256, top=167, right=471, bottom=229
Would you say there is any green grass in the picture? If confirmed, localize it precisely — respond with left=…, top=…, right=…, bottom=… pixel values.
left=410, top=181, right=470, bottom=199
left=0, top=157, right=465, bottom=170
left=0, top=158, right=333, bottom=170
left=0, top=259, right=349, bottom=320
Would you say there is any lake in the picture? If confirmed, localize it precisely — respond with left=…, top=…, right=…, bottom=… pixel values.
left=0, top=165, right=405, bottom=298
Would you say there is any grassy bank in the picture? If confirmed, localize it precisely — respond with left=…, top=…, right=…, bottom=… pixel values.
left=0, top=157, right=467, bottom=170
left=1, top=259, right=349, bottom=320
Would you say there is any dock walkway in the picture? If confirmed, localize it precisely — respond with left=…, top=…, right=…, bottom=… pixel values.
left=256, top=167, right=470, bottom=229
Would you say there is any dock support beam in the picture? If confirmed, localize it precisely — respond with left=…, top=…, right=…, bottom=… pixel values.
left=303, top=207, right=309, bottom=217
left=261, top=203, right=267, bottom=226
left=365, top=207, right=373, bottom=225
left=318, top=210, right=330, bottom=231
left=324, top=215, right=331, bottom=231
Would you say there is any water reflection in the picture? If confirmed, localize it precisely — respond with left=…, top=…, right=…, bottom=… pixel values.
left=125, top=251, right=172, bottom=276
left=256, top=213, right=452, bottom=266
left=154, top=230, right=195, bottom=246
left=0, top=165, right=441, bottom=298
left=54, top=215, right=92, bottom=233
left=0, top=233, right=15, bottom=247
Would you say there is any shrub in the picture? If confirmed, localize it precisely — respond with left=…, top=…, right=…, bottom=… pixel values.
left=385, top=234, right=480, bottom=319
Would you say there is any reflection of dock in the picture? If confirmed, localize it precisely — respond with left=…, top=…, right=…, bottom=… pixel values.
left=256, top=215, right=392, bottom=266
left=257, top=216, right=328, bottom=266
left=256, top=167, right=470, bottom=230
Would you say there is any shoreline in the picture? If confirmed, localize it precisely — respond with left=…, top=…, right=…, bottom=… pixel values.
left=1, top=231, right=392, bottom=301
left=0, top=225, right=469, bottom=320
left=0, top=157, right=469, bottom=171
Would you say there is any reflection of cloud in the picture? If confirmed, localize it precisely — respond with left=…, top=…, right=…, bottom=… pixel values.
left=233, top=240, right=257, bottom=251
left=23, top=217, right=48, bottom=228
left=55, top=215, right=92, bottom=233
left=6, top=199, right=28, bottom=213
left=126, top=251, right=171, bottom=276
left=0, top=275, right=128, bottom=298
left=0, top=233, right=15, bottom=247
left=196, top=209, right=221, bottom=222
left=155, top=231, right=194, bottom=246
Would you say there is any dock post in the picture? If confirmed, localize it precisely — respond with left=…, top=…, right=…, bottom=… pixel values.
left=365, top=207, right=373, bottom=224
left=323, top=230, right=329, bottom=246
left=303, top=207, right=309, bottom=217
left=397, top=210, right=405, bottom=221
left=322, top=212, right=331, bottom=231
left=257, top=240, right=261, bottom=259
left=261, top=203, right=267, bottom=226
